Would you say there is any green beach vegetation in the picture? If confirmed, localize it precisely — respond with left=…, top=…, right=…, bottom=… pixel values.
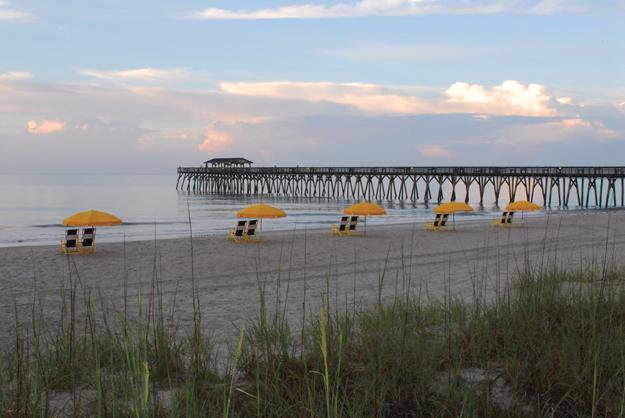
left=2, top=254, right=625, bottom=417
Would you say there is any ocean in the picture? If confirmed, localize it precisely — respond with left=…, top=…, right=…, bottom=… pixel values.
left=0, top=173, right=551, bottom=247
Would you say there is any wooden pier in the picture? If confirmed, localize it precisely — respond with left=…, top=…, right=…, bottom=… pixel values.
left=176, top=166, right=625, bottom=208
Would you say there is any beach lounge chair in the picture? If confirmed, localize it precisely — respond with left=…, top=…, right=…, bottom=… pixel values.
left=427, top=214, right=449, bottom=231
left=347, top=216, right=359, bottom=236
left=228, top=220, right=247, bottom=242
left=60, top=229, right=79, bottom=254
left=493, top=211, right=509, bottom=226
left=506, top=211, right=515, bottom=224
left=244, top=219, right=260, bottom=242
left=80, top=227, right=96, bottom=253
left=332, top=216, right=350, bottom=237
left=493, top=211, right=515, bottom=227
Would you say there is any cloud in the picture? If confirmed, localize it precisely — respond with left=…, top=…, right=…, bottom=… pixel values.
left=556, top=96, right=574, bottom=105
left=0, top=1, right=33, bottom=22
left=186, top=0, right=592, bottom=20
left=560, top=118, right=589, bottom=129
left=221, top=79, right=561, bottom=116
left=320, top=43, right=494, bottom=62
left=198, top=124, right=232, bottom=152
left=203, top=112, right=625, bottom=166
left=528, top=0, right=583, bottom=14
left=138, top=129, right=202, bottom=148
left=79, top=67, right=199, bottom=84
left=0, top=71, right=31, bottom=81
left=187, top=1, right=503, bottom=20
left=445, top=80, right=554, bottom=116
left=2, top=77, right=624, bottom=173
left=220, top=81, right=433, bottom=114
left=417, top=144, right=451, bottom=157
left=26, top=119, right=66, bottom=134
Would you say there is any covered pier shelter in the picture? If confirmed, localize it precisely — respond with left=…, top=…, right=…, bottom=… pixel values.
left=204, top=157, right=253, bottom=169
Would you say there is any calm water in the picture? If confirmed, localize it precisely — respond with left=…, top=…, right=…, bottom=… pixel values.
left=0, top=174, right=547, bottom=247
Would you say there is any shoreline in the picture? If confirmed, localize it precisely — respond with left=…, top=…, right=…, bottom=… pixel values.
left=0, top=206, right=607, bottom=250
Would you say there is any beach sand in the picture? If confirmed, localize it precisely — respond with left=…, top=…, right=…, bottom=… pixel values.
left=1, top=211, right=624, bottom=350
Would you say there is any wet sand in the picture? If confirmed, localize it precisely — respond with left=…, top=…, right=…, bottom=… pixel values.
left=1, top=211, right=623, bottom=349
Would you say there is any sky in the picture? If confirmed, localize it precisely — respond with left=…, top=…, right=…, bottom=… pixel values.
left=0, top=0, right=624, bottom=173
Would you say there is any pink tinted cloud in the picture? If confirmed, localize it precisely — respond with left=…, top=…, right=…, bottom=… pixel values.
left=80, top=68, right=199, bottom=84
left=198, top=124, right=231, bottom=152
left=0, top=71, right=31, bottom=81
left=138, top=129, right=200, bottom=148
left=26, top=119, right=66, bottom=134
left=220, top=81, right=433, bottom=114
left=417, top=144, right=451, bottom=158
left=0, top=1, right=34, bottom=22
left=220, top=80, right=562, bottom=116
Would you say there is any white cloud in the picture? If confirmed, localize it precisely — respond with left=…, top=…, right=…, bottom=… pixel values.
left=221, top=79, right=561, bottom=116
left=556, top=96, right=574, bottom=105
left=528, top=0, right=586, bottom=14
left=79, top=67, right=199, bottom=84
left=0, top=1, right=33, bottom=22
left=27, top=119, right=66, bottom=134
left=320, top=43, right=493, bottom=62
left=187, top=1, right=503, bottom=20
left=186, top=0, right=591, bottom=20
left=220, top=81, right=434, bottom=114
left=0, top=71, right=31, bottom=80
left=445, top=80, right=554, bottom=116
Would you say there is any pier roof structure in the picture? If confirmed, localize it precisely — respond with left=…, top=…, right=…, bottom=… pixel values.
left=204, top=157, right=253, bottom=168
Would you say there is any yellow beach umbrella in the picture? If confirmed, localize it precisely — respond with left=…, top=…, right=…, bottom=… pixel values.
left=344, top=202, right=386, bottom=234
left=343, top=202, right=386, bottom=216
left=506, top=200, right=541, bottom=212
left=506, top=200, right=541, bottom=222
left=63, top=210, right=123, bottom=226
left=237, top=203, right=286, bottom=231
left=434, top=202, right=474, bottom=214
left=237, top=203, right=286, bottom=219
left=433, top=202, right=473, bottom=230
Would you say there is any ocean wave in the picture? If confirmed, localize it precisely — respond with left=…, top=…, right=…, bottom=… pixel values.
left=121, top=221, right=188, bottom=226
left=31, top=221, right=187, bottom=228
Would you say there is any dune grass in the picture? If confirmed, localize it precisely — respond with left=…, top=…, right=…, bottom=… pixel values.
left=2, top=250, right=625, bottom=417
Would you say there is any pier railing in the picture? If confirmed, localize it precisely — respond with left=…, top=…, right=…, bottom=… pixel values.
left=176, top=166, right=625, bottom=208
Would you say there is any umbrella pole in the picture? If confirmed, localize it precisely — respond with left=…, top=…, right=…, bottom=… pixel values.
left=365, top=216, right=367, bottom=235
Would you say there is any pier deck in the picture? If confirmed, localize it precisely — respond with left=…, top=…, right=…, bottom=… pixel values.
left=177, top=166, right=625, bottom=207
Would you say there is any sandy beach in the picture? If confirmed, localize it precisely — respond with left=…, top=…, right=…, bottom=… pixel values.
left=1, top=211, right=624, bottom=350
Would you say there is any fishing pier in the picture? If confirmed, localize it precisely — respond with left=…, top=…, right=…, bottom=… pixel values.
left=177, top=159, right=625, bottom=208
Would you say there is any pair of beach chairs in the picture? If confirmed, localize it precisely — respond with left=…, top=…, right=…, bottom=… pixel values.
left=60, top=228, right=96, bottom=254
left=332, top=216, right=359, bottom=237
left=493, top=211, right=515, bottom=226
left=228, top=219, right=259, bottom=242
left=427, top=214, right=450, bottom=231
